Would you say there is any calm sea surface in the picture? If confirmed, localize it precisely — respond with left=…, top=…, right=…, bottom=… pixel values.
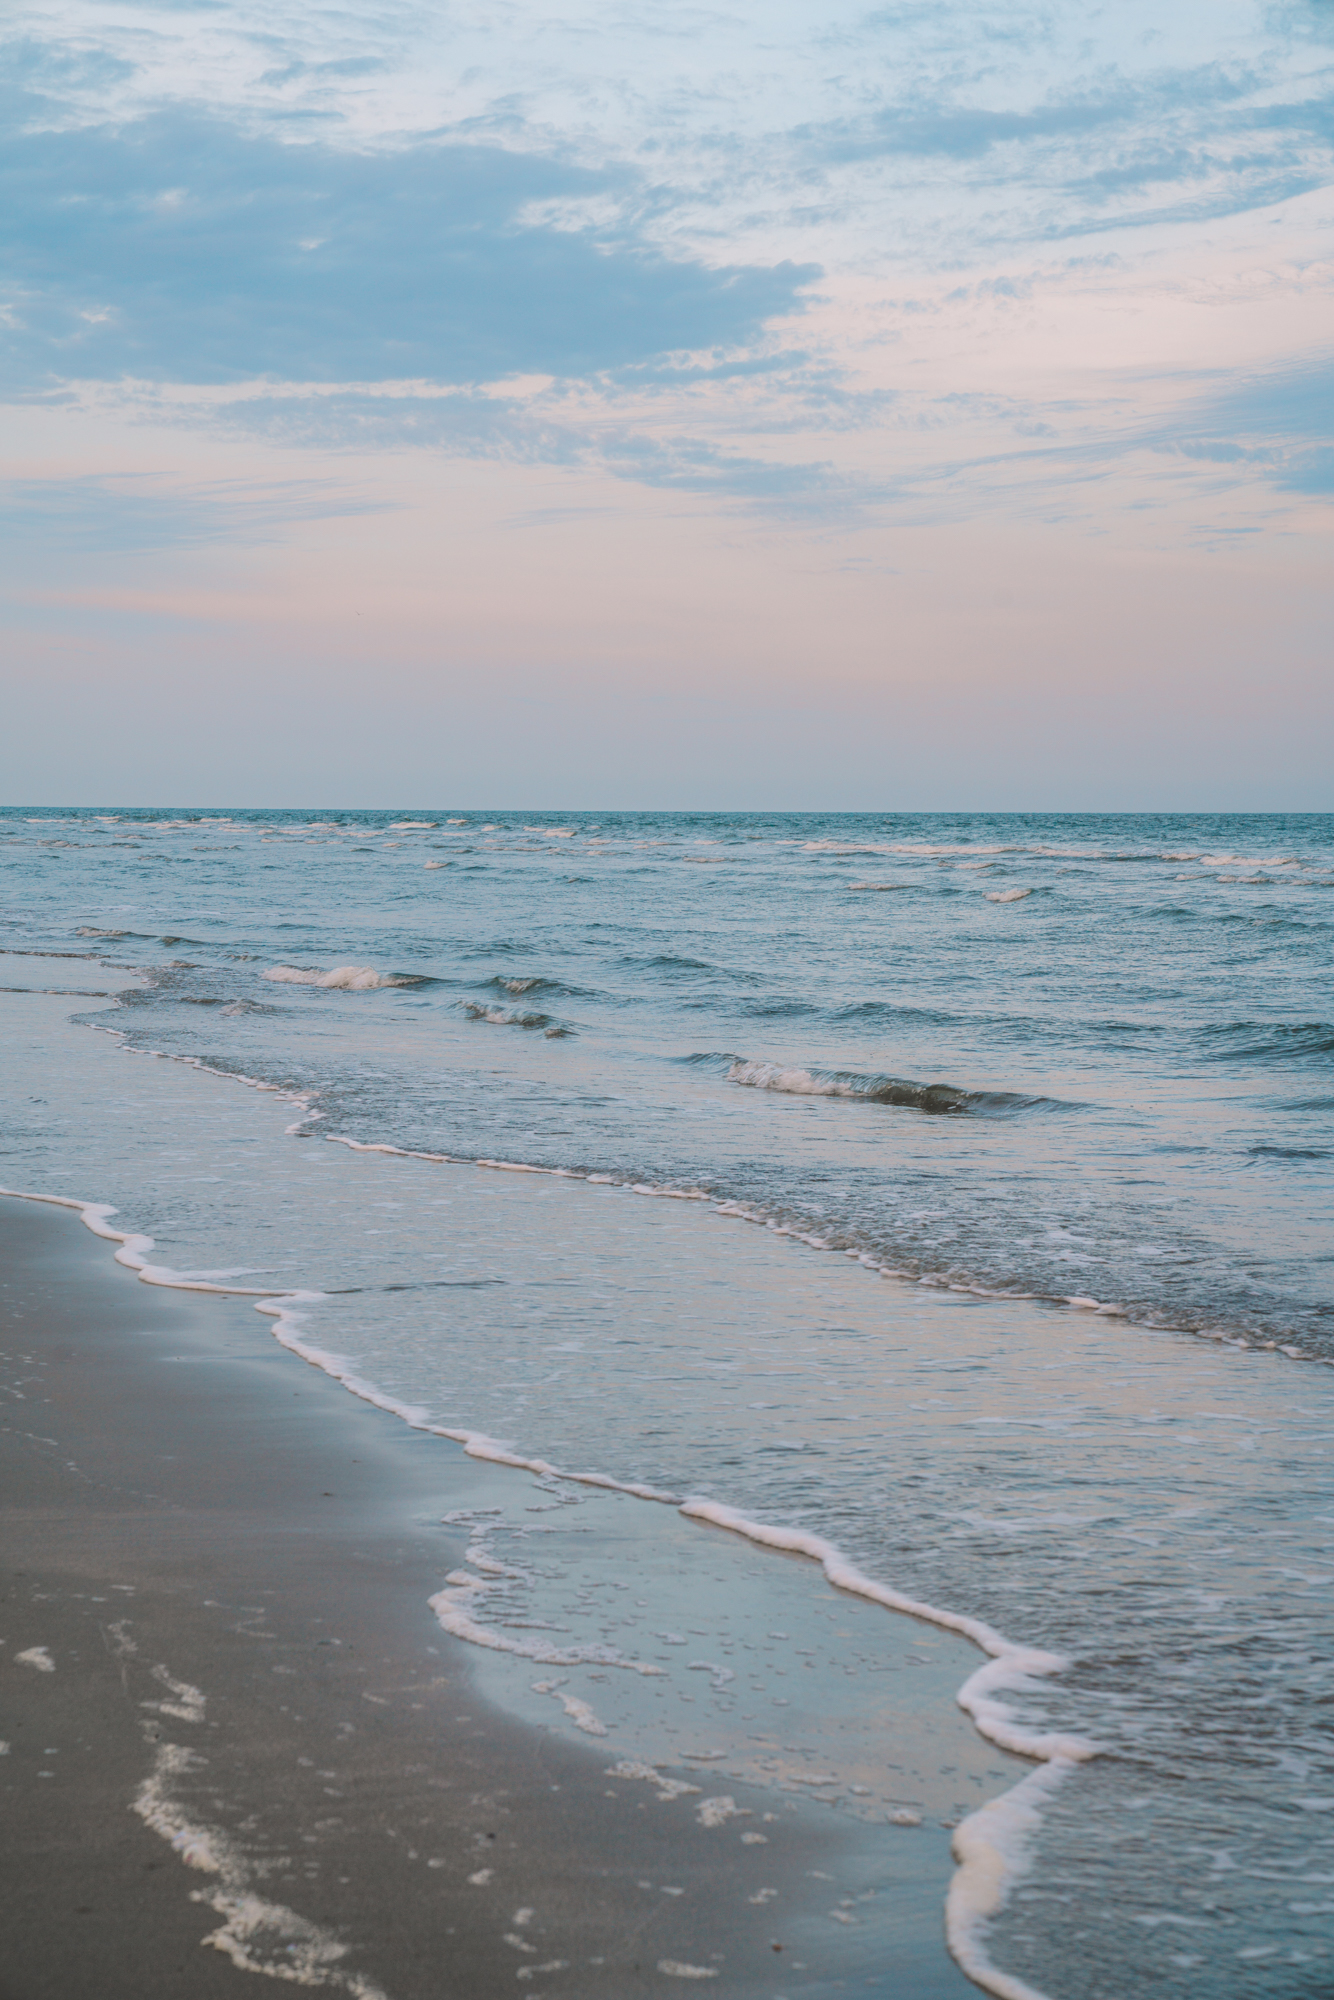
left=3, top=808, right=1332, bottom=1997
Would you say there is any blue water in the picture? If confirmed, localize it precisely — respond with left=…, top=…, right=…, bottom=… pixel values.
left=3, top=807, right=1333, bottom=1997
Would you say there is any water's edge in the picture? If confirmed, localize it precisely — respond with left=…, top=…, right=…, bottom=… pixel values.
left=0, top=1176, right=1088, bottom=2000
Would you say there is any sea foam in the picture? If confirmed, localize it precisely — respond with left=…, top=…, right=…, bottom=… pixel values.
left=263, top=965, right=401, bottom=990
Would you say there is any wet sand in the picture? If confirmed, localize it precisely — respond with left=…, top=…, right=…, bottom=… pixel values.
left=0, top=1195, right=979, bottom=2000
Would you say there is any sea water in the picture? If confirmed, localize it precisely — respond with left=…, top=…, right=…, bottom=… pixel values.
left=1, top=808, right=1331, bottom=1998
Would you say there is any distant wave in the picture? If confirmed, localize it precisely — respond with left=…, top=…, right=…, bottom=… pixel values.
left=803, top=840, right=1016, bottom=857
left=834, top=1001, right=964, bottom=1028
left=735, top=996, right=823, bottom=1020
left=686, top=1054, right=1070, bottom=1116
left=985, top=888, right=1033, bottom=904
left=1199, top=1021, right=1334, bottom=1062
left=75, top=926, right=209, bottom=945
left=641, top=954, right=722, bottom=974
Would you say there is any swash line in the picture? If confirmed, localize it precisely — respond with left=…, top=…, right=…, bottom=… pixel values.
left=0, top=1177, right=1093, bottom=2000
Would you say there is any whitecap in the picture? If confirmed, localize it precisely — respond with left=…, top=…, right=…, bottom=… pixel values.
left=263, top=965, right=396, bottom=990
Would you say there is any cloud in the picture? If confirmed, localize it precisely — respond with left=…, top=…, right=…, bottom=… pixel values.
left=897, top=348, right=1334, bottom=517
left=807, top=90, right=1143, bottom=167
left=1278, top=446, right=1334, bottom=492
left=0, top=473, right=389, bottom=558
left=200, top=385, right=860, bottom=514
left=0, top=91, right=816, bottom=391
left=787, top=60, right=1334, bottom=241
left=1163, top=353, right=1334, bottom=493
left=1195, top=353, right=1334, bottom=439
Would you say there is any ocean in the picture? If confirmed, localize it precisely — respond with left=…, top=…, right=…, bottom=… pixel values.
left=3, top=807, right=1332, bottom=1997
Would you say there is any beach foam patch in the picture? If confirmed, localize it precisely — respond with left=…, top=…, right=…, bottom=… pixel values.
left=427, top=1514, right=668, bottom=1674
left=134, top=1742, right=388, bottom=1994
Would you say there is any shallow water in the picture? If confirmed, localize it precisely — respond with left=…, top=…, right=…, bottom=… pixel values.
left=2, top=808, right=1332, bottom=1997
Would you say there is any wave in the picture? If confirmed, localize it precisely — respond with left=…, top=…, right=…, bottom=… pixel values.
left=1198, top=1021, right=1334, bottom=1063
left=463, top=1003, right=569, bottom=1038
left=734, top=996, right=823, bottom=1020
left=691, top=1055, right=1070, bottom=1117
left=986, top=888, right=1034, bottom=905
left=640, top=954, right=722, bottom=974
left=834, top=1001, right=965, bottom=1028
left=2, top=946, right=120, bottom=962
left=803, top=841, right=1017, bottom=857
left=262, top=964, right=420, bottom=991
left=483, top=974, right=583, bottom=999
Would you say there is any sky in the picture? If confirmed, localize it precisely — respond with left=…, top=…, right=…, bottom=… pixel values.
left=2, top=0, right=1332, bottom=807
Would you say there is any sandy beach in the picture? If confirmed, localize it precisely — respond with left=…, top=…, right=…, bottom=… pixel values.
left=1, top=1193, right=980, bottom=1999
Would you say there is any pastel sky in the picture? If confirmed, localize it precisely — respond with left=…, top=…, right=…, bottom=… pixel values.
left=3, top=0, right=1332, bottom=806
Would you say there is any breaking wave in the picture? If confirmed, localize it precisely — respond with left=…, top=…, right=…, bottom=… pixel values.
left=483, top=974, right=584, bottom=999
left=687, top=1055, right=1072, bottom=1117
left=464, top=1003, right=570, bottom=1037
left=262, top=964, right=423, bottom=991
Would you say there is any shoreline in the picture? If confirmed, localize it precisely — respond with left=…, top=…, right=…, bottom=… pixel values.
left=1, top=1192, right=986, bottom=1998
left=1, top=807, right=1329, bottom=1999
left=2, top=1171, right=1071, bottom=2000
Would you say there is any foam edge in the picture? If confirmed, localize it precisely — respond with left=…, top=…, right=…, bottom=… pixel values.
left=679, top=1498, right=1096, bottom=2000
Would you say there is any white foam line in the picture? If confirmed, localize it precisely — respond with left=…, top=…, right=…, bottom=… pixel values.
left=946, top=1762, right=1078, bottom=2000
left=323, top=1132, right=708, bottom=1203
left=428, top=1572, right=664, bottom=1675
left=0, top=1187, right=306, bottom=1299
left=82, top=1020, right=320, bottom=1131
left=679, top=1498, right=1093, bottom=1999
left=325, top=1135, right=457, bottom=1163
left=255, top=1296, right=680, bottom=1504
